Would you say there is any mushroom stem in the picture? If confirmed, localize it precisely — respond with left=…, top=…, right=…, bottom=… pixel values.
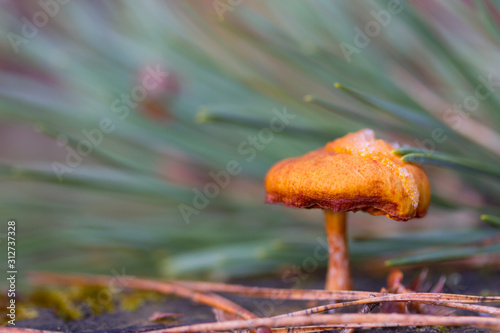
left=324, top=209, right=351, bottom=290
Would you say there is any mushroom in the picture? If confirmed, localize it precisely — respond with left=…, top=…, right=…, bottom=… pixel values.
left=265, top=129, right=431, bottom=290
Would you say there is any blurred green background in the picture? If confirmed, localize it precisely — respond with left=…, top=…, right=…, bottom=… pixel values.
left=1, top=0, right=499, bottom=287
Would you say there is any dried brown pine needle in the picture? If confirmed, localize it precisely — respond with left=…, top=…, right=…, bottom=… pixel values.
left=274, top=294, right=500, bottom=318
left=175, top=280, right=500, bottom=303
left=0, top=328, right=60, bottom=333
left=146, top=313, right=500, bottom=332
left=174, top=280, right=385, bottom=300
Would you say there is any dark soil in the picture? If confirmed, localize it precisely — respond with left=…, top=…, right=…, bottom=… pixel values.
left=12, top=266, right=500, bottom=333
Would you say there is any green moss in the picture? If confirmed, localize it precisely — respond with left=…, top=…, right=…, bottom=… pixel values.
left=74, top=286, right=116, bottom=315
left=30, top=288, right=83, bottom=321
left=0, top=293, right=39, bottom=325
left=119, top=290, right=164, bottom=312
left=480, top=289, right=499, bottom=297
left=17, top=286, right=166, bottom=322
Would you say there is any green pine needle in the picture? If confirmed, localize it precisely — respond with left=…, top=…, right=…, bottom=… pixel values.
left=481, top=215, right=500, bottom=228
left=386, top=242, right=500, bottom=266
left=398, top=151, right=500, bottom=179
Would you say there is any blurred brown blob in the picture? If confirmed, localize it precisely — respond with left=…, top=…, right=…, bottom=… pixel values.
left=136, top=66, right=181, bottom=122
left=380, top=269, right=452, bottom=315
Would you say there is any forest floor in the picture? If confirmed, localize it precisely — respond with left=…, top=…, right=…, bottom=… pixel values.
left=7, top=266, right=500, bottom=333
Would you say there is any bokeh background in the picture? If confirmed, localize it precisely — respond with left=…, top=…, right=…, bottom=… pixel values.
left=1, top=0, right=499, bottom=288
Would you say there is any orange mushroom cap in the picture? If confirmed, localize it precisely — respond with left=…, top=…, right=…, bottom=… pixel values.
left=265, top=129, right=431, bottom=221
